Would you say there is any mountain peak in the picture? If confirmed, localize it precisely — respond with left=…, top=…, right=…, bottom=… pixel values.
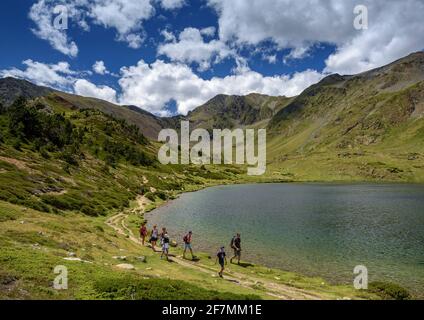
left=0, top=77, right=53, bottom=107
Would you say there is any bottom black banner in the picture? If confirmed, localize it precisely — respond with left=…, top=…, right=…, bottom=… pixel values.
left=1, top=300, right=421, bottom=319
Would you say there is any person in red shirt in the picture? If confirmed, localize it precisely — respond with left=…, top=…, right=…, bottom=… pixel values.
left=139, top=223, right=148, bottom=246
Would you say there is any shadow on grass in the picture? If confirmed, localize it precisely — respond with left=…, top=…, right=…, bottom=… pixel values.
left=237, top=262, right=254, bottom=268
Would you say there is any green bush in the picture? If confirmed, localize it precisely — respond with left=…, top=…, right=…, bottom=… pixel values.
left=156, top=190, right=168, bottom=200
left=41, top=195, right=80, bottom=211
left=61, top=145, right=80, bottom=166
left=81, top=205, right=98, bottom=217
left=8, top=98, right=75, bottom=149
left=40, top=147, right=50, bottom=159
left=103, top=138, right=154, bottom=167
left=144, top=192, right=156, bottom=202
left=22, top=200, right=50, bottom=213
left=93, top=276, right=260, bottom=300
left=369, top=281, right=411, bottom=300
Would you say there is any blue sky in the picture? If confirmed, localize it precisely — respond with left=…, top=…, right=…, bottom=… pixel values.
left=0, top=0, right=423, bottom=116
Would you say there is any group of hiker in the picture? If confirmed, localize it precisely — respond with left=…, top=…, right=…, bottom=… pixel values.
left=139, top=222, right=242, bottom=277
left=139, top=224, right=171, bottom=260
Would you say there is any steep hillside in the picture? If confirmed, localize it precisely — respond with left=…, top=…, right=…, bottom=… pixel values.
left=0, top=77, right=53, bottom=107
left=187, top=93, right=293, bottom=130
left=0, top=78, right=166, bottom=140
left=51, top=92, right=167, bottom=140
left=0, top=96, right=244, bottom=217
left=267, top=52, right=424, bottom=182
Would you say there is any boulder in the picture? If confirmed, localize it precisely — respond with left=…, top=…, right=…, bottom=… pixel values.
left=63, top=257, right=92, bottom=264
left=64, top=257, right=82, bottom=262
left=112, top=256, right=127, bottom=261
left=137, top=256, right=147, bottom=263
left=115, top=263, right=135, bottom=270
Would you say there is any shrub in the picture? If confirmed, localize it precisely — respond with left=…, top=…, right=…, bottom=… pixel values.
left=156, top=190, right=168, bottom=200
left=369, top=281, right=411, bottom=300
left=8, top=98, right=75, bottom=149
left=95, top=225, right=104, bottom=233
left=81, top=205, right=98, bottom=217
left=41, top=195, right=79, bottom=211
left=23, top=200, right=50, bottom=213
left=93, top=276, right=260, bottom=300
left=40, top=147, right=50, bottom=159
left=61, top=145, right=80, bottom=166
left=144, top=192, right=156, bottom=202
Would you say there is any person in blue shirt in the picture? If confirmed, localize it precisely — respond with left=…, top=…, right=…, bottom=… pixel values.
left=215, top=246, right=227, bottom=278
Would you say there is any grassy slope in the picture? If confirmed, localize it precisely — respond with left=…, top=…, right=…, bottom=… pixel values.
left=0, top=201, right=259, bottom=300
left=187, top=94, right=293, bottom=131
left=265, top=77, right=424, bottom=182
left=0, top=200, right=382, bottom=300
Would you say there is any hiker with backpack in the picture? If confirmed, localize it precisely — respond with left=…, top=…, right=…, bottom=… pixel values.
left=161, top=232, right=170, bottom=261
left=149, top=225, right=159, bottom=251
left=183, top=231, right=195, bottom=260
left=139, top=222, right=148, bottom=246
left=160, top=227, right=167, bottom=247
left=230, top=233, right=241, bottom=265
left=215, top=246, right=227, bottom=278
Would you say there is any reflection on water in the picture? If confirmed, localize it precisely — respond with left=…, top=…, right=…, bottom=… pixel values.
left=147, top=183, right=424, bottom=296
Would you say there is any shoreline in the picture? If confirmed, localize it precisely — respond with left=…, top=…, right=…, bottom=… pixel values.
left=141, top=181, right=422, bottom=298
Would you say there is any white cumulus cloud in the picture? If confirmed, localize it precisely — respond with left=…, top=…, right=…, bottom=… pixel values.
left=1, top=57, right=325, bottom=116
left=0, top=59, right=77, bottom=89
left=208, top=0, right=424, bottom=74
left=74, top=79, right=117, bottom=103
left=1, top=60, right=116, bottom=104
left=118, top=59, right=324, bottom=115
left=29, top=0, right=160, bottom=54
left=88, top=0, right=154, bottom=49
left=157, top=0, right=186, bottom=10
left=29, top=0, right=79, bottom=57
left=158, top=27, right=234, bottom=71
left=92, top=60, right=109, bottom=75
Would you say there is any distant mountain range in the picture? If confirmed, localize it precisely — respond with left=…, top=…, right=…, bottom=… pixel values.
left=0, top=76, right=293, bottom=138
left=1, top=51, right=424, bottom=181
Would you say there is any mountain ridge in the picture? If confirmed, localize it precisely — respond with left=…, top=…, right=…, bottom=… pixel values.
left=1, top=51, right=424, bottom=179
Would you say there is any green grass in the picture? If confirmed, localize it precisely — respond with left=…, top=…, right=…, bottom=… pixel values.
left=92, top=277, right=258, bottom=300
left=0, top=200, right=395, bottom=300
left=0, top=201, right=261, bottom=300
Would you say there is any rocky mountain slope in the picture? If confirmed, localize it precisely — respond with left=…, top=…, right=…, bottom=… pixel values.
left=186, top=93, right=293, bottom=130
left=0, top=77, right=53, bottom=107
left=266, top=52, right=424, bottom=181
left=0, top=78, right=166, bottom=140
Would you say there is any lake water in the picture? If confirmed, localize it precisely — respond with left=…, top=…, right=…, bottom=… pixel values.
left=147, top=183, right=424, bottom=296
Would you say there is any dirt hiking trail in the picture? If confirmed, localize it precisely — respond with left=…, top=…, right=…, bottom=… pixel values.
left=105, top=195, right=322, bottom=300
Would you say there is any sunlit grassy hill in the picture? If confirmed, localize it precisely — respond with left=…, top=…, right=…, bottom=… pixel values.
left=265, top=52, right=424, bottom=182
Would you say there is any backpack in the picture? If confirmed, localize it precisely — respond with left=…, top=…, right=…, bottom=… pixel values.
left=230, top=236, right=235, bottom=249
left=183, top=234, right=189, bottom=243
